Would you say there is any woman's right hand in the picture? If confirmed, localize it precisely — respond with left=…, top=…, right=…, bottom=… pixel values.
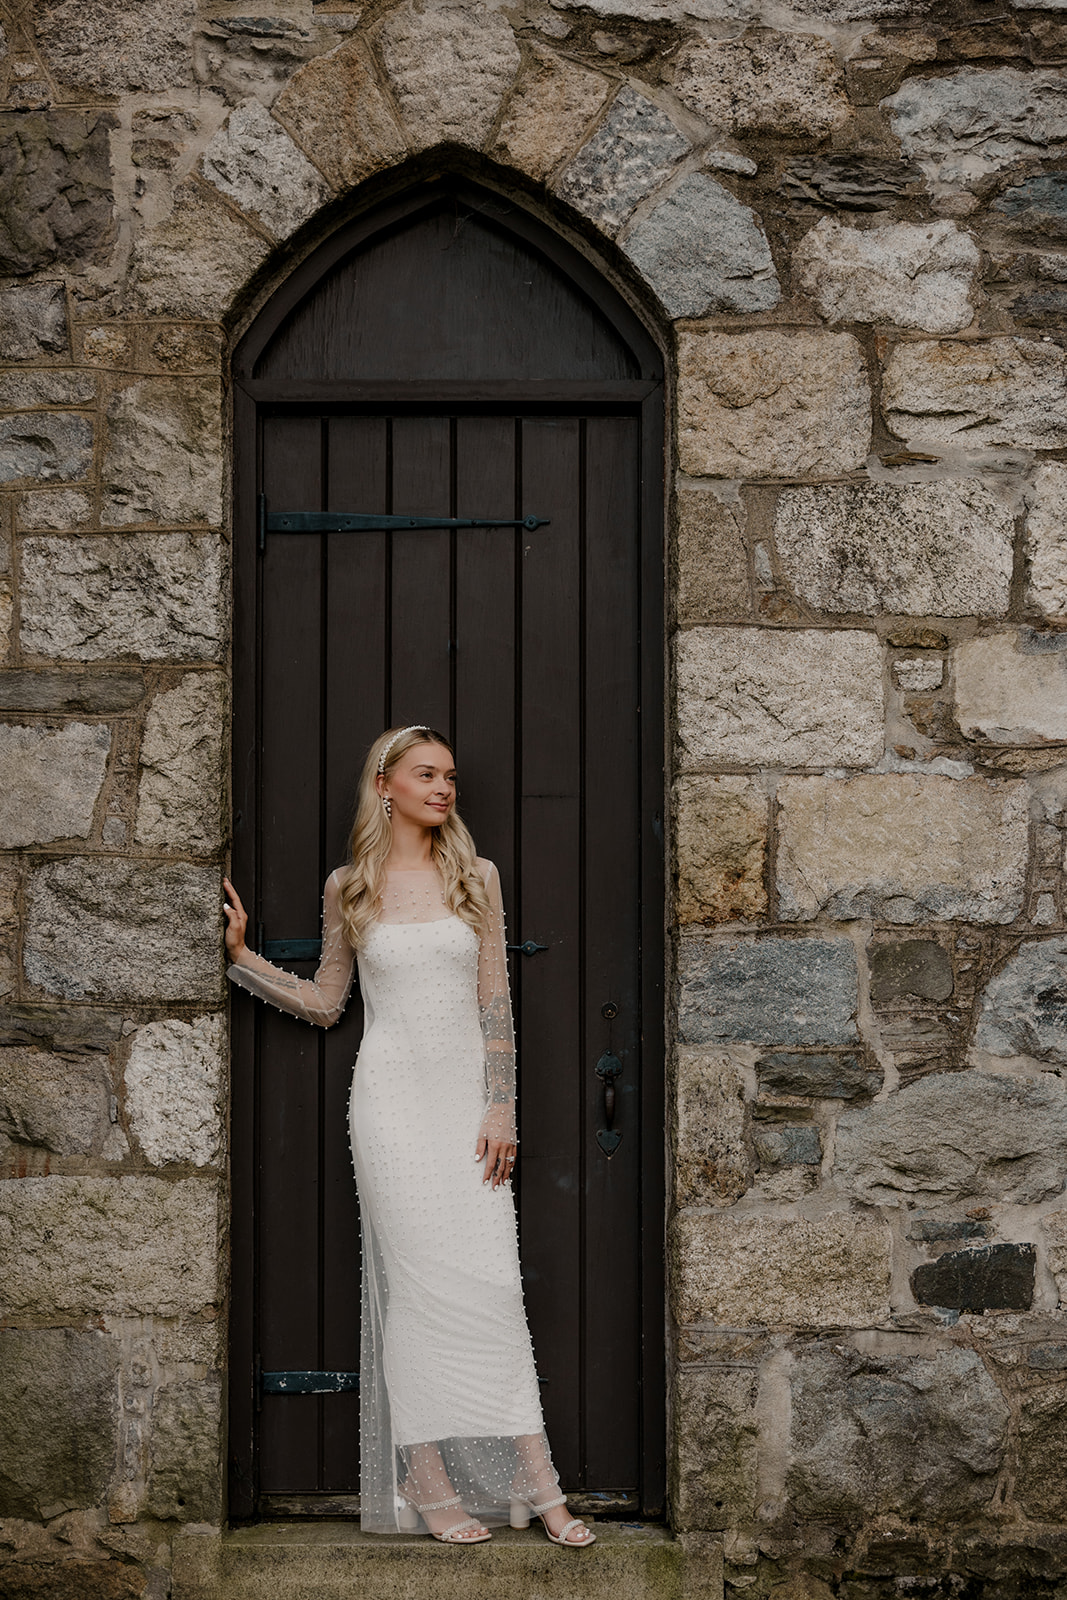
left=223, top=877, right=249, bottom=960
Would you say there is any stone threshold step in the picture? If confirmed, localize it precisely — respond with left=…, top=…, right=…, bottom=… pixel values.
left=173, top=1520, right=724, bottom=1600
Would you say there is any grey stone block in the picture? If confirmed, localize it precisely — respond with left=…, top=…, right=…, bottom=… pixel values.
left=794, top=218, right=979, bottom=335
left=623, top=173, right=779, bottom=318
left=679, top=935, right=858, bottom=1046
left=781, top=154, right=921, bottom=210
left=774, top=480, right=1012, bottom=617
left=673, top=1209, right=890, bottom=1328
left=555, top=86, right=690, bottom=236
left=883, top=67, right=1067, bottom=185
left=0, top=1174, right=218, bottom=1317
left=753, top=1122, right=822, bottom=1166
left=870, top=940, right=954, bottom=1005
left=673, top=31, right=849, bottom=139
left=35, top=0, right=195, bottom=95
left=199, top=100, right=328, bottom=241
left=835, top=1070, right=1067, bottom=1204
left=883, top=336, right=1067, bottom=450
left=976, top=937, right=1067, bottom=1066
left=0, top=1003, right=124, bottom=1050
left=103, top=378, right=222, bottom=527
left=0, top=1327, right=118, bottom=1518
left=676, top=627, right=883, bottom=770
left=125, top=1015, right=224, bottom=1167
left=906, top=1218, right=990, bottom=1242
left=677, top=328, right=872, bottom=479
left=671, top=1367, right=757, bottom=1533
left=146, top=1376, right=222, bottom=1522
left=0, top=371, right=95, bottom=408
left=0, top=722, right=110, bottom=847
left=788, top=1345, right=1008, bottom=1520
left=955, top=631, right=1067, bottom=744
left=0, top=671, right=144, bottom=713
left=776, top=775, right=1029, bottom=926
left=674, top=1047, right=751, bottom=1208
left=0, top=282, right=68, bottom=358
left=0, top=112, right=115, bottom=276
left=995, top=172, right=1067, bottom=236
left=24, top=856, right=220, bottom=1003
left=19, top=533, right=224, bottom=662
left=1017, top=1385, right=1067, bottom=1522
left=135, top=673, right=224, bottom=853
left=0, top=413, right=93, bottom=485
left=0, top=1045, right=114, bottom=1159
left=756, top=1052, right=882, bottom=1100
left=911, top=1243, right=1035, bottom=1313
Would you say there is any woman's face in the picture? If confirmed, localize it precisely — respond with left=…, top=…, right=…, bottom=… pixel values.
left=380, top=740, right=456, bottom=828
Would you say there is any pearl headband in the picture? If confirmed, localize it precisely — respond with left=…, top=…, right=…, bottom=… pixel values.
left=378, top=725, right=429, bottom=775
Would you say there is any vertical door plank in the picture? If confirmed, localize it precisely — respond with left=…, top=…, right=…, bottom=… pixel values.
left=582, top=416, right=641, bottom=1486
left=258, top=413, right=324, bottom=1488
left=454, top=416, right=516, bottom=875
left=516, top=416, right=583, bottom=1482
left=390, top=417, right=452, bottom=733
left=321, top=416, right=389, bottom=1487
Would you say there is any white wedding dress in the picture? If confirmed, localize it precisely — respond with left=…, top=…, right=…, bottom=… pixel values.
left=228, top=859, right=560, bottom=1534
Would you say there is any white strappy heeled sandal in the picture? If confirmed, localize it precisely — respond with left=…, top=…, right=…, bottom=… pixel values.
left=398, top=1485, right=491, bottom=1543
left=509, top=1491, right=596, bottom=1547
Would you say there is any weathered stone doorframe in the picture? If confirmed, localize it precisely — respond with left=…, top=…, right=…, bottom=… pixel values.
left=224, top=156, right=673, bottom=1522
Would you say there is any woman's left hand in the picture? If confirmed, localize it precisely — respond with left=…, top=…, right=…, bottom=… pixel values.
left=476, top=1135, right=516, bottom=1188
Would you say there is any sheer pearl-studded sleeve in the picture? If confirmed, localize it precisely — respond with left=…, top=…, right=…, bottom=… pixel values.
left=227, top=870, right=355, bottom=1028
left=476, top=859, right=517, bottom=1146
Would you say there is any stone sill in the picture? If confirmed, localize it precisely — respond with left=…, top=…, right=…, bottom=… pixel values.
left=172, top=1519, right=722, bottom=1600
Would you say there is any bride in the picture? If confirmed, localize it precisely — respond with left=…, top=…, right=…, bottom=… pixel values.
left=223, top=724, right=595, bottom=1548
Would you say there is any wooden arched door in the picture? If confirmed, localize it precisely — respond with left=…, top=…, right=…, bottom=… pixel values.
left=229, top=179, right=665, bottom=1520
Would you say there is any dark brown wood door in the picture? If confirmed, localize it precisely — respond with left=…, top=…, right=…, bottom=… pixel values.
left=230, top=182, right=665, bottom=1520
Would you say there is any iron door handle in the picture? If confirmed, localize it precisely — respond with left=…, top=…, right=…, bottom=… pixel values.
left=596, top=1052, right=623, bottom=1157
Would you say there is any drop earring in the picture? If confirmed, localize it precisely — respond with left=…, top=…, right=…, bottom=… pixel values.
left=382, top=795, right=392, bottom=819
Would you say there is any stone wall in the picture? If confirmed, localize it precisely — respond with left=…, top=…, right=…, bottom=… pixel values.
left=0, top=0, right=1066, bottom=1594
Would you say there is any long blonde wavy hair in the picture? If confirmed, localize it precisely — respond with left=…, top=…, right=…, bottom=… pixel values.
left=336, top=725, right=491, bottom=950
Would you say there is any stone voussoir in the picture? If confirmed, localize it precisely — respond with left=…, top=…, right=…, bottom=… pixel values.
left=623, top=172, right=780, bottom=319
left=554, top=85, right=691, bottom=238
left=377, top=3, right=520, bottom=152
left=199, top=99, right=329, bottom=241
left=273, top=38, right=407, bottom=192
left=493, top=50, right=611, bottom=185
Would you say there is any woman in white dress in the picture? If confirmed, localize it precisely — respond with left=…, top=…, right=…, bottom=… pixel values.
left=223, top=724, right=595, bottom=1548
